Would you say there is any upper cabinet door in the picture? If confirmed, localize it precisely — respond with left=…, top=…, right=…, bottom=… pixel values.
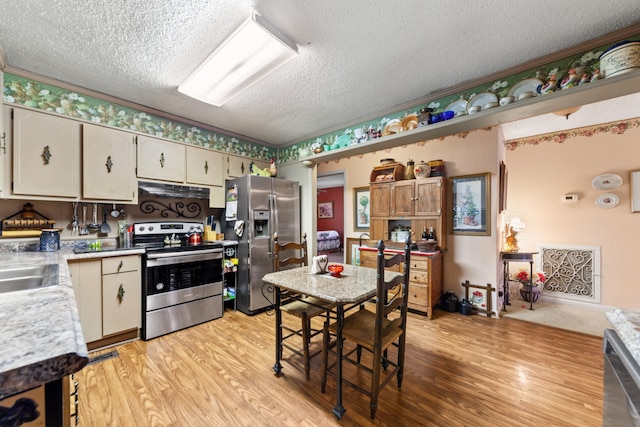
left=226, top=154, right=248, bottom=179
left=414, top=177, right=444, bottom=216
left=186, top=146, right=223, bottom=186
left=136, top=135, right=186, bottom=183
left=370, top=182, right=391, bottom=217
left=83, top=124, right=136, bottom=201
left=391, top=180, right=415, bottom=217
left=13, top=108, right=81, bottom=198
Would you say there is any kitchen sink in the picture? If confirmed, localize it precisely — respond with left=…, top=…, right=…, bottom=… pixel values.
left=0, top=264, right=58, bottom=293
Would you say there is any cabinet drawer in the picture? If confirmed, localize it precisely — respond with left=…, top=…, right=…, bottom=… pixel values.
left=408, top=284, right=428, bottom=306
left=409, top=257, right=430, bottom=271
left=102, top=255, right=140, bottom=274
left=102, top=270, right=141, bottom=336
left=409, top=271, right=429, bottom=284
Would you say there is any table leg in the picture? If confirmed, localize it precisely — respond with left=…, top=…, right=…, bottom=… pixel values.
left=332, top=304, right=346, bottom=420
left=528, top=260, right=534, bottom=310
left=273, top=286, right=283, bottom=376
left=502, top=260, right=510, bottom=310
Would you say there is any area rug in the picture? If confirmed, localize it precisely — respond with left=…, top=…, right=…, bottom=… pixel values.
left=501, top=299, right=611, bottom=337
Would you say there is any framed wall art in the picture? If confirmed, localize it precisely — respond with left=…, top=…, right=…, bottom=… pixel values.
left=353, top=186, right=370, bottom=231
left=318, top=201, right=334, bottom=219
left=450, top=172, right=491, bottom=236
left=499, top=161, right=508, bottom=214
left=346, top=237, right=361, bottom=265
left=631, top=170, right=640, bottom=213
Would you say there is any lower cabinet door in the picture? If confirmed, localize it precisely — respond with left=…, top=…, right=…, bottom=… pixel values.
left=102, top=270, right=141, bottom=336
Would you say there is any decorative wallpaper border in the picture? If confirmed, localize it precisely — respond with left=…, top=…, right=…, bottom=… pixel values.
left=504, top=118, right=640, bottom=150
left=278, top=34, right=640, bottom=163
left=2, top=73, right=276, bottom=162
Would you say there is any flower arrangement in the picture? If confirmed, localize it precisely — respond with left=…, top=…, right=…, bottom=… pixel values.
left=514, top=269, right=546, bottom=286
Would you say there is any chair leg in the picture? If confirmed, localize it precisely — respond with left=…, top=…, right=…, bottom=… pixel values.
left=397, top=334, right=406, bottom=388
left=382, top=348, right=389, bottom=369
left=301, top=314, right=311, bottom=380
left=369, top=346, right=382, bottom=419
left=356, top=344, right=362, bottom=363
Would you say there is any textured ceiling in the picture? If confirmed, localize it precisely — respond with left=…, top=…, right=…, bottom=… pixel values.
left=0, top=1, right=639, bottom=147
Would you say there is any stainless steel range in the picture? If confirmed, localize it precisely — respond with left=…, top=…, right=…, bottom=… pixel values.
left=134, top=221, right=223, bottom=340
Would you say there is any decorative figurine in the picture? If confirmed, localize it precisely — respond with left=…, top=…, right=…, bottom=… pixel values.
left=269, top=158, right=277, bottom=177
left=503, top=224, right=520, bottom=253
left=560, top=68, right=578, bottom=89
left=538, top=74, right=557, bottom=94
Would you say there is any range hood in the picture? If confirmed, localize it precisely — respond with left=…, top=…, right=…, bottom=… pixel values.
left=138, top=181, right=210, bottom=199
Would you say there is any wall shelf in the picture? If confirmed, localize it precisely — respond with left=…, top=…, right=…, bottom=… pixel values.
left=306, top=71, right=640, bottom=164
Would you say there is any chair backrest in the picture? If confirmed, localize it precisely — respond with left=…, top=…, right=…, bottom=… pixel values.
left=273, top=232, right=308, bottom=272
left=374, top=237, right=411, bottom=341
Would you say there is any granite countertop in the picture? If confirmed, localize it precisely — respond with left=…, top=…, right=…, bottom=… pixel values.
left=606, top=308, right=640, bottom=366
left=0, top=247, right=144, bottom=400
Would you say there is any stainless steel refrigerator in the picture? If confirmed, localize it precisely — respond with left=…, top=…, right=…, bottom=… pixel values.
left=224, top=175, right=300, bottom=315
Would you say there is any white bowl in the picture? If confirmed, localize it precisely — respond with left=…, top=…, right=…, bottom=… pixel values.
left=499, top=96, right=515, bottom=106
left=517, top=91, right=535, bottom=100
left=468, top=106, right=481, bottom=114
left=483, top=102, right=499, bottom=110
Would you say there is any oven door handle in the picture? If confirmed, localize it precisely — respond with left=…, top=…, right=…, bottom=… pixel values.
left=146, top=249, right=222, bottom=259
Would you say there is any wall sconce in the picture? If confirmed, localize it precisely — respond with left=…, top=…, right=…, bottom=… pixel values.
left=178, top=12, right=298, bottom=106
left=503, top=216, right=526, bottom=253
left=553, top=106, right=582, bottom=119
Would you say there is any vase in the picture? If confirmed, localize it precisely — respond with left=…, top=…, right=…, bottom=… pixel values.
left=519, top=284, right=541, bottom=303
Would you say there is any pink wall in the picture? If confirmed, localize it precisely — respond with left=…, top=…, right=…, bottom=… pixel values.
left=317, top=186, right=344, bottom=237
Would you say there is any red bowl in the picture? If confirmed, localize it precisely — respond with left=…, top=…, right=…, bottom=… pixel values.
left=328, top=264, right=344, bottom=277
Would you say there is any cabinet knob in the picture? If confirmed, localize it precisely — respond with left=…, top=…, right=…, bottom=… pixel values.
left=105, top=155, right=113, bottom=173
left=118, top=260, right=124, bottom=270
left=204, top=160, right=209, bottom=174
left=42, top=145, right=52, bottom=165
left=160, top=152, right=165, bottom=168
left=1, top=132, right=5, bottom=154
left=117, top=284, right=125, bottom=303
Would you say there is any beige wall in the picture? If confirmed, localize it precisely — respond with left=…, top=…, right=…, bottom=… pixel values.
left=505, top=124, right=640, bottom=309
left=317, top=129, right=502, bottom=309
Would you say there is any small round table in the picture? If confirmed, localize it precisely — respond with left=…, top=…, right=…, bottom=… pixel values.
left=500, top=251, right=538, bottom=311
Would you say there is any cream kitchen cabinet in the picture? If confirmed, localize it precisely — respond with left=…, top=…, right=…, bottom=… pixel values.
left=225, top=154, right=268, bottom=179
left=101, top=255, right=141, bottom=337
left=186, top=145, right=224, bottom=187
left=83, top=123, right=136, bottom=202
left=137, top=135, right=186, bottom=183
left=68, top=259, right=102, bottom=343
left=12, top=108, right=81, bottom=198
left=68, top=254, right=141, bottom=349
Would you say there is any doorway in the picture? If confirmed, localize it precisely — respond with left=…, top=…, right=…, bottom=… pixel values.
left=317, top=171, right=345, bottom=263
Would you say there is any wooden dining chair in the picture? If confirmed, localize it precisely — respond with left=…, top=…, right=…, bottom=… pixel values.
left=273, top=232, right=335, bottom=379
left=320, top=238, right=411, bottom=419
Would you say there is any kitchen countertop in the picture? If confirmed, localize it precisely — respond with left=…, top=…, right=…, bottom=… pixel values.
left=606, top=308, right=640, bottom=366
left=0, top=247, right=144, bottom=400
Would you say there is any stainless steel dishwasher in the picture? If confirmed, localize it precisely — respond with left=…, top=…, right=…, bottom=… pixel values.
left=603, top=329, right=640, bottom=426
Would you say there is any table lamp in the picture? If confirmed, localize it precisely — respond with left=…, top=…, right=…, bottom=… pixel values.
left=503, top=216, right=525, bottom=253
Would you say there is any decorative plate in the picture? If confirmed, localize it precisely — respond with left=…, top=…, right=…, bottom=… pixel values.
left=382, top=119, right=401, bottom=136
left=467, top=92, right=498, bottom=113
left=445, top=98, right=468, bottom=116
left=400, top=114, right=418, bottom=131
left=507, top=78, right=544, bottom=98
left=596, top=193, right=619, bottom=208
left=591, top=173, right=623, bottom=190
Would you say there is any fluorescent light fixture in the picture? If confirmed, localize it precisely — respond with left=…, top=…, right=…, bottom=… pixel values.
left=178, top=12, right=298, bottom=106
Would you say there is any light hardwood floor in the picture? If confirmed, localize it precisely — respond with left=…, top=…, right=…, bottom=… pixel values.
left=76, top=308, right=603, bottom=426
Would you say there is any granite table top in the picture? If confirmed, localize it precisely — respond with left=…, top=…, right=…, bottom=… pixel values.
left=262, top=264, right=401, bottom=304
left=0, top=247, right=144, bottom=400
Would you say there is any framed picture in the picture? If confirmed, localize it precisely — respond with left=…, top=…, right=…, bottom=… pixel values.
left=353, top=186, right=370, bottom=231
left=450, top=172, right=491, bottom=235
left=499, top=161, right=508, bottom=214
left=632, top=170, right=640, bottom=213
left=318, top=201, right=334, bottom=219
left=345, top=237, right=361, bottom=265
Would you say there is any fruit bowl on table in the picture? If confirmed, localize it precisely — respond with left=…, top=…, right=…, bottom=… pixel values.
left=328, top=264, right=344, bottom=277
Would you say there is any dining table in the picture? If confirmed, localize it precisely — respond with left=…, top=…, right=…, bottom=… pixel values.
left=262, top=263, right=401, bottom=419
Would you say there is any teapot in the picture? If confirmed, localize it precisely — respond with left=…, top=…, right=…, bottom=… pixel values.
left=186, top=231, right=202, bottom=245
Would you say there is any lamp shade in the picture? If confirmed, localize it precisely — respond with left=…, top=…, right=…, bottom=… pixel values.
left=178, top=12, right=298, bottom=106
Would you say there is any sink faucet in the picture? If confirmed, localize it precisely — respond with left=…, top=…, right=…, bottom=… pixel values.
left=358, top=233, right=370, bottom=247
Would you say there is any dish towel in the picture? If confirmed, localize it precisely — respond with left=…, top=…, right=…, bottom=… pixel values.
left=234, top=220, right=244, bottom=238
left=311, top=255, right=328, bottom=274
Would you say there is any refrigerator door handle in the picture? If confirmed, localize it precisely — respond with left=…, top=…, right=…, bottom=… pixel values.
left=269, top=194, right=277, bottom=257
